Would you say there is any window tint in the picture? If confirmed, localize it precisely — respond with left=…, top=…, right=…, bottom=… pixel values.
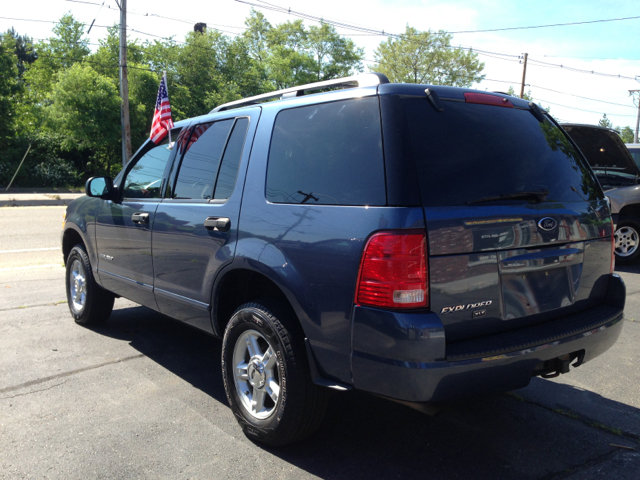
left=123, top=136, right=172, bottom=199
left=173, top=120, right=233, bottom=199
left=214, top=118, right=249, bottom=200
left=266, top=97, right=386, bottom=206
left=401, top=98, right=602, bottom=207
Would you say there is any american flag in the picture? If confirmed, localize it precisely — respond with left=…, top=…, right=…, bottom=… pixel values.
left=150, top=72, right=174, bottom=144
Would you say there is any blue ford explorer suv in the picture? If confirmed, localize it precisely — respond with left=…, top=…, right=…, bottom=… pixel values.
left=62, top=73, right=625, bottom=446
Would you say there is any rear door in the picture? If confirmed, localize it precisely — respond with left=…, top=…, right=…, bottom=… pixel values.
left=152, top=108, right=259, bottom=332
left=398, top=94, right=612, bottom=342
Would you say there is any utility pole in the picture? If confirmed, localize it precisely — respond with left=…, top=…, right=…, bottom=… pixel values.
left=118, top=0, right=131, bottom=166
left=520, top=53, right=528, bottom=99
left=631, top=89, right=640, bottom=144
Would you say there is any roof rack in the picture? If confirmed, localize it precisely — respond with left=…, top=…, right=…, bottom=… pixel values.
left=210, top=72, right=389, bottom=113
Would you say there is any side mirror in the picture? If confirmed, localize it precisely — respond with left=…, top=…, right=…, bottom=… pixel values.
left=85, top=176, right=114, bottom=199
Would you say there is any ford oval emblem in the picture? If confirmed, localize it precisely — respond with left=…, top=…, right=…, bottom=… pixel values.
left=538, top=217, right=558, bottom=231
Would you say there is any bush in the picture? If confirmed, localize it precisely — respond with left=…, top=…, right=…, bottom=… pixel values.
left=33, top=158, right=79, bottom=187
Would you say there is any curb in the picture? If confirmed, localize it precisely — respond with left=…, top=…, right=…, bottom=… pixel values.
left=0, top=197, right=82, bottom=207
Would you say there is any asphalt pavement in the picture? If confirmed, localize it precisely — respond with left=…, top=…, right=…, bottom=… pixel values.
left=1, top=205, right=639, bottom=479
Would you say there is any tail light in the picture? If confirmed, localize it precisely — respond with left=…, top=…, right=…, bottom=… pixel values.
left=355, top=230, right=428, bottom=309
left=610, top=218, right=616, bottom=274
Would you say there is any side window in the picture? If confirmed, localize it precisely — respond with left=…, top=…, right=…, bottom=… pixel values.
left=122, top=135, right=173, bottom=199
left=213, top=118, right=250, bottom=200
left=173, top=120, right=234, bottom=199
left=266, top=97, right=386, bottom=206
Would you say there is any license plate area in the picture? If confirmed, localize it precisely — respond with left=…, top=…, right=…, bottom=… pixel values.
left=499, top=243, right=584, bottom=319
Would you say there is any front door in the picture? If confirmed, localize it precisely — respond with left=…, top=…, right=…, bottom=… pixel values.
left=152, top=109, right=259, bottom=331
left=95, top=134, right=177, bottom=307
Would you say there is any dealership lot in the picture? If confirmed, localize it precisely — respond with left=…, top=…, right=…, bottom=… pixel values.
left=1, top=206, right=639, bottom=479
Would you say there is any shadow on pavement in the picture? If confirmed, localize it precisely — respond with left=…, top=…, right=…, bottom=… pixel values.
left=91, top=304, right=640, bottom=480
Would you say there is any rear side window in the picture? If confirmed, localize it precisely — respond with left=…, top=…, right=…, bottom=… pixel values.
left=173, top=120, right=233, bottom=199
left=214, top=118, right=249, bottom=200
left=266, top=97, right=386, bottom=206
left=401, top=98, right=602, bottom=207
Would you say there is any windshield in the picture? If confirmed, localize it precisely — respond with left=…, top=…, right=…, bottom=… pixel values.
left=400, top=98, right=603, bottom=207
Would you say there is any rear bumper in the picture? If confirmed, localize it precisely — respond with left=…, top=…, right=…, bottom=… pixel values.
left=351, top=274, right=625, bottom=403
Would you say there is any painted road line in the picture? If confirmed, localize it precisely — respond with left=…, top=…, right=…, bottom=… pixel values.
left=0, top=264, right=62, bottom=272
left=0, top=247, right=59, bottom=254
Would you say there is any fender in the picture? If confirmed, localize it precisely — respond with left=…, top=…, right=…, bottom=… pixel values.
left=210, top=240, right=309, bottom=338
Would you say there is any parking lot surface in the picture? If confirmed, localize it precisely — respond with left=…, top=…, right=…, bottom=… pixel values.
left=1, top=206, right=639, bottom=479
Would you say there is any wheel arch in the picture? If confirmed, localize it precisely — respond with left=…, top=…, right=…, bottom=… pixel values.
left=62, top=225, right=88, bottom=263
left=211, top=261, right=303, bottom=339
left=617, top=204, right=640, bottom=222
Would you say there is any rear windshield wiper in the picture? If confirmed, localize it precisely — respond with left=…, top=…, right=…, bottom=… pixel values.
left=466, top=189, right=549, bottom=204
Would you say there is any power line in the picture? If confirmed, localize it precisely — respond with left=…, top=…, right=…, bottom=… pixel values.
left=528, top=84, right=637, bottom=109
left=531, top=97, right=638, bottom=117
left=447, top=15, right=640, bottom=34
left=527, top=57, right=637, bottom=80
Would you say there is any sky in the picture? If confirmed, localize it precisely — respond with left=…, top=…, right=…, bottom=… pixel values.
left=2, top=0, right=639, bottom=128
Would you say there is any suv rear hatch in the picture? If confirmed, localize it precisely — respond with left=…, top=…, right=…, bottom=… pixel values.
left=561, top=124, right=640, bottom=190
left=389, top=87, right=612, bottom=343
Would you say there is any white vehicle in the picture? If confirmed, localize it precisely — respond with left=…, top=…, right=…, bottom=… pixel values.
left=563, top=124, right=640, bottom=264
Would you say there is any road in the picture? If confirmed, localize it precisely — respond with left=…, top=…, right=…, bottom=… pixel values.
left=1, top=206, right=639, bottom=479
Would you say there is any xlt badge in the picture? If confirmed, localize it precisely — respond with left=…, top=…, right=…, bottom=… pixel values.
left=441, top=300, right=492, bottom=315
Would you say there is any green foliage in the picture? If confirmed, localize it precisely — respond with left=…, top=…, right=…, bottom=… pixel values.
left=617, top=125, right=634, bottom=143
left=48, top=63, right=122, bottom=174
left=4, top=28, right=37, bottom=76
left=0, top=32, right=21, bottom=144
left=598, top=113, right=613, bottom=129
left=372, top=26, right=484, bottom=86
left=242, top=10, right=363, bottom=89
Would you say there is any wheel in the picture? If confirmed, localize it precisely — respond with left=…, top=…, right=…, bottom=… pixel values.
left=65, top=244, right=115, bottom=325
left=221, top=301, right=329, bottom=446
left=614, top=217, right=640, bottom=265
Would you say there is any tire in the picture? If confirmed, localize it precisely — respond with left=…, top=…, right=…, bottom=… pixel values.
left=221, top=301, right=329, bottom=446
left=614, top=217, right=640, bottom=265
left=65, top=244, right=115, bottom=325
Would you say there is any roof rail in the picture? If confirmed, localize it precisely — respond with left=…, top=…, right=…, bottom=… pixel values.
left=210, top=72, right=389, bottom=113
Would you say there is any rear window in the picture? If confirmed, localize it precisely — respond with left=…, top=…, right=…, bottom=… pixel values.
left=266, top=97, right=386, bottom=206
left=401, top=98, right=602, bottom=207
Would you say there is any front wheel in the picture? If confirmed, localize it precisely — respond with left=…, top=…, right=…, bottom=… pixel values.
left=221, top=301, right=329, bottom=446
left=65, top=244, right=115, bottom=325
left=614, top=217, right=640, bottom=265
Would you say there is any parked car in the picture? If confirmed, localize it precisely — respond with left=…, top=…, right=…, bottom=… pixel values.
left=561, top=124, right=640, bottom=264
left=63, top=74, right=625, bottom=446
left=627, top=142, right=640, bottom=170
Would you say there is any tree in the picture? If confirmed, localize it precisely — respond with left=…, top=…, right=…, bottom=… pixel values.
left=242, top=10, right=363, bottom=90
left=48, top=63, right=122, bottom=175
left=616, top=125, right=634, bottom=143
left=4, top=28, right=37, bottom=76
left=0, top=33, right=21, bottom=146
left=372, top=26, right=484, bottom=86
left=598, top=114, right=613, bottom=129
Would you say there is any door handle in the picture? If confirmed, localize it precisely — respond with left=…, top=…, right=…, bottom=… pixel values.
left=204, top=217, right=231, bottom=232
left=132, top=212, right=149, bottom=224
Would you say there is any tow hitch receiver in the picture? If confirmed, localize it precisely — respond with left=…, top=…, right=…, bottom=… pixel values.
left=536, top=350, right=585, bottom=379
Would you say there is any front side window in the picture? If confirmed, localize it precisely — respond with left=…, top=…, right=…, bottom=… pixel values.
left=266, top=97, right=386, bottom=206
left=173, top=120, right=234, bottom=199
left=122, top=135, right=173, bottom=199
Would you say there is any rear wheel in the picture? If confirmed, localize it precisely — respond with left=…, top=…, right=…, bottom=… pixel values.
left=614, top=217, right=640, bottom=264
left=65, top=244, right=115, bottom=325
left=221, top=301, right=329, bottom=446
